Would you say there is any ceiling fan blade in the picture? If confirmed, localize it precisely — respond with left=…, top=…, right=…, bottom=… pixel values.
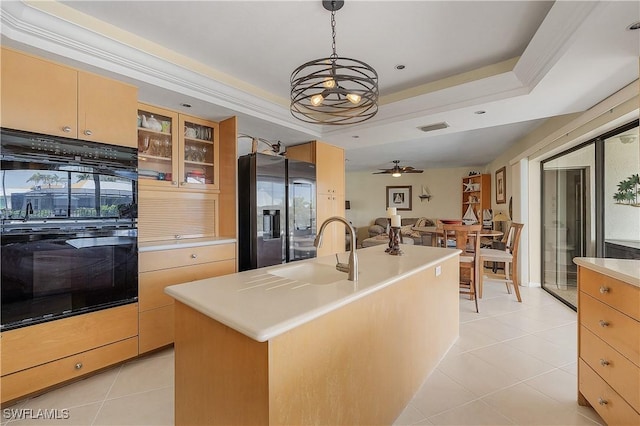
left=372, top=170, right=392, bottom=174
left=404, top=169, right=424, bottom=173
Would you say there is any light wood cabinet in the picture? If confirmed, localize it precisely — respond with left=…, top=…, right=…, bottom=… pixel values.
left=577, top=266, right=640, bottom=424
left=317, top=193, right=346, bottom=256
left=1, top=47, right=137, bottom=148
left=137, top=103, right=219, bottom=191
left=287, top=141, right=345, bottom=256
left=316, top=142, right=345, bottom=196
left=461, top=174, right=491, bottom=226
left=0, top=304, right=138, bottom=404
left=138, top=243, right=236, bottom=354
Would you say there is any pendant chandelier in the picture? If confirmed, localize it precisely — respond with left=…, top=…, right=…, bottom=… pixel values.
left=290, top=0, right=379, bottom=125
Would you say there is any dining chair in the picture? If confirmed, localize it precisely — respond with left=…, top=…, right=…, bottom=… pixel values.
left=442, top=223, right=482, bottom=313
left=478, top=222, right=525, bottom=302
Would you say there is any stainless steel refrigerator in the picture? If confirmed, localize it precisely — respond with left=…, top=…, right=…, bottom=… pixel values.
left=238, top=153, right=316, bottom=271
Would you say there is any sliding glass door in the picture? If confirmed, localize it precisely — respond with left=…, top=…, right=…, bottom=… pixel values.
left=542, top=145, right=594, bottom=307
left=541, top=120, right=638, bottom=309
left=604, top=125, right=640, bottom=259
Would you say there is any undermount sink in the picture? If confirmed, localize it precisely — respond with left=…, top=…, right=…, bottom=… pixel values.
left=269, top=262, right=347, bottom=285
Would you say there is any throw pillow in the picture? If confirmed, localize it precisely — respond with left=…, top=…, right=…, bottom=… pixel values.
left=415, top=217, right=428, bottom=227
left=400, top=224, right=421, bottom=238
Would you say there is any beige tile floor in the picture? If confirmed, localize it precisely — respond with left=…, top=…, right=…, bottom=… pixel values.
left=3, top=284, right=604, bottom=426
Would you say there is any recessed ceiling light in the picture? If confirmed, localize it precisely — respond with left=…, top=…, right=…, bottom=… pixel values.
left=395, top=65, right=406, bottom=70
left=628, top=21, right=640, bottom=30
left=352, top=135, right=360, bottom=138
left=180, top=103, right=192, bottom=108
left=474, top=110, right=486, bottom=115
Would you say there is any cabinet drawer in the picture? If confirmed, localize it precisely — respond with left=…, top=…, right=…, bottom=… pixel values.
left=579, top=359, right=640, bottom=425
left=139, top=243, right=235, bottom=272
left=579, top=267, right=640, bottom=321
left=579, top=292, right=640, bottom=367
left=1, top=304, right=138, bottom=375
left=139, top=259, right=236, bottom=311
left=1, top=337, right=137, bottom=404
left=580, top=325, right=640, bottom=412
left=139, top=305, right=174, bottom=354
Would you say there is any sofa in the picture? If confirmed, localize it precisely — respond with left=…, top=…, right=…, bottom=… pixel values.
left=368, top=217, right=436, bottom=246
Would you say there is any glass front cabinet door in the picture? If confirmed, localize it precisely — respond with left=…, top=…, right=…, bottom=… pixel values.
left=179, top=115, right=219, bottom=191
left=137, top=104, right=178, bottom=188
left=137, top=104, right=219, bottom=191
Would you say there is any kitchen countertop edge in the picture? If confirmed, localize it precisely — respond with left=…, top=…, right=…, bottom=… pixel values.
left=574, top=257, right=640, bottom=287
left=139, top=236, right=236, bottom=252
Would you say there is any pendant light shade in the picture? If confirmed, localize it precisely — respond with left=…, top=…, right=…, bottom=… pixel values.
left=290, top=0, right=379, bottom=125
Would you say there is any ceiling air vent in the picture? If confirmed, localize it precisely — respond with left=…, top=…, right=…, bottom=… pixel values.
left=418, top=122, right=449, bottom=133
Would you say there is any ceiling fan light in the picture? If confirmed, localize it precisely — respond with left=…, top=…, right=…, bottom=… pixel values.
left=310, top=93, right=325, bottom=106
left=346, top=93, right=361, bottom=104
left=392, top=172, right=402, bottom=178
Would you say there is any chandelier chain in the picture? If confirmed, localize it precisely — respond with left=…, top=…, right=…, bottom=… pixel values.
left=330, top=8, right=337, bottom=61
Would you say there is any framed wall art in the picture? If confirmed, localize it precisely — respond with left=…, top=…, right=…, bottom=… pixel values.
left=495, top=167, right=506, bottom=204
left=386, top=185, right=412, bottom=211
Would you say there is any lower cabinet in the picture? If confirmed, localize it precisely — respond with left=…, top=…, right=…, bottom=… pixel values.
left=138, top=242, right=236, bottom=353
left=577, top=265, right=640, bottom=425
left=1, top=304, right=139, bottom=404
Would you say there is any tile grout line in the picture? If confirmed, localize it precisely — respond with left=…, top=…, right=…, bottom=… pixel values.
left=90, top=364, right=122, bottom=426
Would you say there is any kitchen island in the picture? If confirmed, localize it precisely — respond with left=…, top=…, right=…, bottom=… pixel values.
left=165, top=243, right=461, bottom=425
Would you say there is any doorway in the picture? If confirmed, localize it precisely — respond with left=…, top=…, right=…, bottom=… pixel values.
left=542, top=144, right=595, bottom=308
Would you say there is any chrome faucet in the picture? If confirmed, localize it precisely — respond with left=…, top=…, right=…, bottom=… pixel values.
left=314, top=216, right=358, bottom=281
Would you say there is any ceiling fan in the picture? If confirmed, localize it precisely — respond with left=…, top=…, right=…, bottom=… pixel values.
left=373, top=160, right=424, bottom=177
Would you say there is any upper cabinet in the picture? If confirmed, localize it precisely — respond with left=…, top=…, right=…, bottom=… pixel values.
left=1, top=48, right=137, bottom=148
left=137, top=103, right=219, bottom=191
left=316, top=142, right=345, bottom=196
left=287, top=140, right=345, bottom=196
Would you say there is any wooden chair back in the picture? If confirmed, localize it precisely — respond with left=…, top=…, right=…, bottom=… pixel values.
left=442, top=223, right=482, bottom=313
left=506, top=222, right=524, bottom=274
left=442, top=224, right=482, bottom=253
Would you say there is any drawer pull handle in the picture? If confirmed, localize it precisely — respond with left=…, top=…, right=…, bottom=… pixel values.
left=191, top=254, right=197, bottom=259
left=75, top=362, right=83, bottom=370
left=599, top=359, right=610, bottom=367
left=598, top=397, right=608, bottom=406
left=62, top=126, right=72, bottom=133
left=599, top=286, right=609, bottom=294
left=175, top=235, right=182, bottom=240
left=599, top=320, right=609, bottom=327
left=84, top=129, right=93, bottom=136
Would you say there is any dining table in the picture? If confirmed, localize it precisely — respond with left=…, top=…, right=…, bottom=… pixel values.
left=412, top=226, right=504, bottom=247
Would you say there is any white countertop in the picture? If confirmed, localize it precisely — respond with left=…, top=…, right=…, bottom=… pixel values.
left=574, top=257, right=640, bottom=287
left=139, top=236, right=236, bottom=252
left=165, top=244, right=460, bottom=342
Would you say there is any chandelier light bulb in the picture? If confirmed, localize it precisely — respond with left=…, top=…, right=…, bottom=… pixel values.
left=323, top=77, right=336, bottom=89
left=310, top=93, right=325, bottom=106
left=346, top=93, right=361, bottom=104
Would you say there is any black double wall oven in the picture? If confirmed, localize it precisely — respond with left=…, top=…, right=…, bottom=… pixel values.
left=1, top=129, right=138, bottom=331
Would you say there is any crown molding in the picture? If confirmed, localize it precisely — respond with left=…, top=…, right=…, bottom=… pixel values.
left=513, top=1, right=602, bottom=89
left=0, top=1, right=320, bottom=137
left=1, top=0, right=597, bottom=140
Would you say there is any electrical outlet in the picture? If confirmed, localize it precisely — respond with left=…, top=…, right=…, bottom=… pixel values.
left=435, top=265, right=442, bottom=276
